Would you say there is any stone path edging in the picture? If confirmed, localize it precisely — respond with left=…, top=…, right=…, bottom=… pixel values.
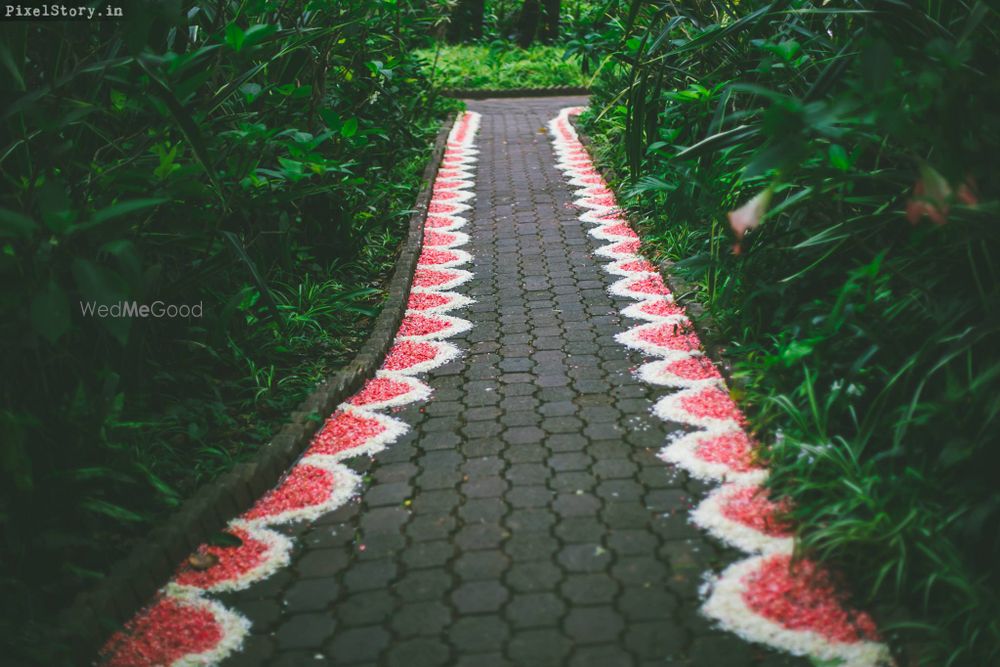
left=59, top=112, right=458, bottom=661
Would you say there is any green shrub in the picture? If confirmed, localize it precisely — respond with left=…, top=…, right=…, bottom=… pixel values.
left=0, top=1, right=453, bottom=660
left=582, top=1, right=1000, bottom=663
left=417, top=43, right=588, bottom=89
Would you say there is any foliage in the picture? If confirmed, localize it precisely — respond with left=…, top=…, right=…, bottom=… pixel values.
left=417, top=42, right=587, bottom=88
left=0, top=0, right=454, bottom=660
left=580, top=0, right=1000, bottom=664
left=440, top=0, right=624, bottom=45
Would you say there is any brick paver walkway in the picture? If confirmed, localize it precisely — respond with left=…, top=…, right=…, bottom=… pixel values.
left=219, top=97, right=805, bottom=667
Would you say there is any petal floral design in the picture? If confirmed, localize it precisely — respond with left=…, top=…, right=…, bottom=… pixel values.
left=548, top=106, right=890, bottom=666
left=100, top=596, right=248, bottom=667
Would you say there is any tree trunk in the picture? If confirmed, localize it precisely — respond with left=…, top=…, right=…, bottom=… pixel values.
left=516, top=0, right=541, bottom=48
left=540, top=0, right=560, bottom=43
left=447, top=0, right=486, bottom=43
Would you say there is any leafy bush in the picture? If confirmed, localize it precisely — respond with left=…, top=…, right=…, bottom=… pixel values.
left=581, top=1, right=1000, bottom=663
left=0, top=0, right=453, bottom=660
left=417, top=42, right=588, bottom=89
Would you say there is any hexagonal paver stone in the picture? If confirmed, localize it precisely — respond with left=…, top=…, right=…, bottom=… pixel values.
left=342, top=559, right=397, bottom=592
left=394, top=569, right=454, bottom=602
left=507, top=629, right=573, bottom=665
left=505, top=561, right=563, bottom=593
left=569, top=644, right=636, bottom=667
left=294, top=548, right=350, bottom=580
left=557, top=543, right=612, bottom=573
left=385, top=638, right=452, bottom=667
left=688, top=635, right=757, bottom=667
left=451, top=580, right=509, bottom=614
left=324, top=625, right=391, bottom=663
left=454, top=550, right=510, bottom=581
left=624, top=622, right=688, bottom=661
left=560, top=573, right=619, bottom=605
left=447, top=615, right=510, bottom=652
left=274, top=613, right=336, bottom=650
left=391, top=601, right=453, bottom=637
left=563, top=606, right=626, bottom=644
left=505, top=592, right=566, bottom=628
left=334, top=590, right=395, bottom=628
left=284, top=577, right=339, bottom=613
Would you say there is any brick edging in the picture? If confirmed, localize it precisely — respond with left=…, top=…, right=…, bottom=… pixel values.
left=59, top=113, right=458, bottom=661
left=567, top=114, right=736, bottom=384
left=442, top=86, right=589, bottom=99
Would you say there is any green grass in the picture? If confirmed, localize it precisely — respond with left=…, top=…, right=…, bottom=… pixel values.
left=417, top=44, right=587, bottom=90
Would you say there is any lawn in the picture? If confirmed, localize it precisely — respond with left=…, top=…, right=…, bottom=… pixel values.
left=417, top=44, right=588, bottom=90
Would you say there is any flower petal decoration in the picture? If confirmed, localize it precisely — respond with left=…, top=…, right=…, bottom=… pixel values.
left=381, top=339, right=461, bottom=375
left=241, top=458, right=360, bottom=525
left=548, top=105, right=892, bottom=666
left=100, top=595, right=249, bottom=667
left=617, top=320, right=702, bottom=358
left=692, top=483, right=794, bottom=554
left=305, top=407, right=408, bottom=461
left=703, top=554, right=891, bottom=667
left=169, top=524, right=292, bottom=593
left=397, top=312, right=472, bottom=340
left=406, top=290, right=473, bottom=315
left=348, top=374, right=432, bottom=410
left=637, top=357, right=721, bottom=387
left=105, top=109, right=483, bottom=667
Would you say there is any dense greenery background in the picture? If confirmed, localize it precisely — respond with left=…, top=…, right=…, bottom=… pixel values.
left=580, top=1, right=999, bottom=664
left=0, top=0, right=455, bottom=660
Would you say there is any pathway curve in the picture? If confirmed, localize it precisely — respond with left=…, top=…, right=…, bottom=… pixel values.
left=212, top=97, right=810, bottom=667
left=101, top=98, right=851, bottom=667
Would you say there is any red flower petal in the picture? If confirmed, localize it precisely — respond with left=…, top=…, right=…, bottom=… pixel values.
left=607, top=240, right=641, bottom=256
left=637, top=323, right=702, bottom=352
left=350, top=377, right=416, bottom=407
left=427, top=201, right=458, bottom=215
left=173, top=527, right=272, bottom=590
left=306, top=410, right=388, bottom=458
left=638, top=300, right=685, bottom=319
left=694, top=431, right=759, bottom=472
left=664, top=357, right=721, bottom=382
left=602, top=223, right=639, bottom=239
left=584, top=194, right=617, bottom=209
left=407, top=291, right=453, bottom=311
left=413, top=268, right=460, bottom=288
left=382, top=340, right=441, bottom=371
left=742, top=554, right=880, bottom=644
left=625, top=275, right=669, bottom=296
left=619, top=259, right=657, bottom=273
left=431, top=190, right=461, bottom=202
left=719, top=486, right=794, bottom=537
left=418, top=248, right=461, bottom=266
left=101, top=597, right=224, bottom=667
left=425, top=216, right=456, bottom=228
left=423, top=231, right=458, bottom=247
left=398, top=313, right=452, bottom=337
left=243, top=464, right=339, bottom=521
left=680, top=387, right=744, bottom=423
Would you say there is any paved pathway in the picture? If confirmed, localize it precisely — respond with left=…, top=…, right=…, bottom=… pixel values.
left=219, top=97, right=805, bottom=667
